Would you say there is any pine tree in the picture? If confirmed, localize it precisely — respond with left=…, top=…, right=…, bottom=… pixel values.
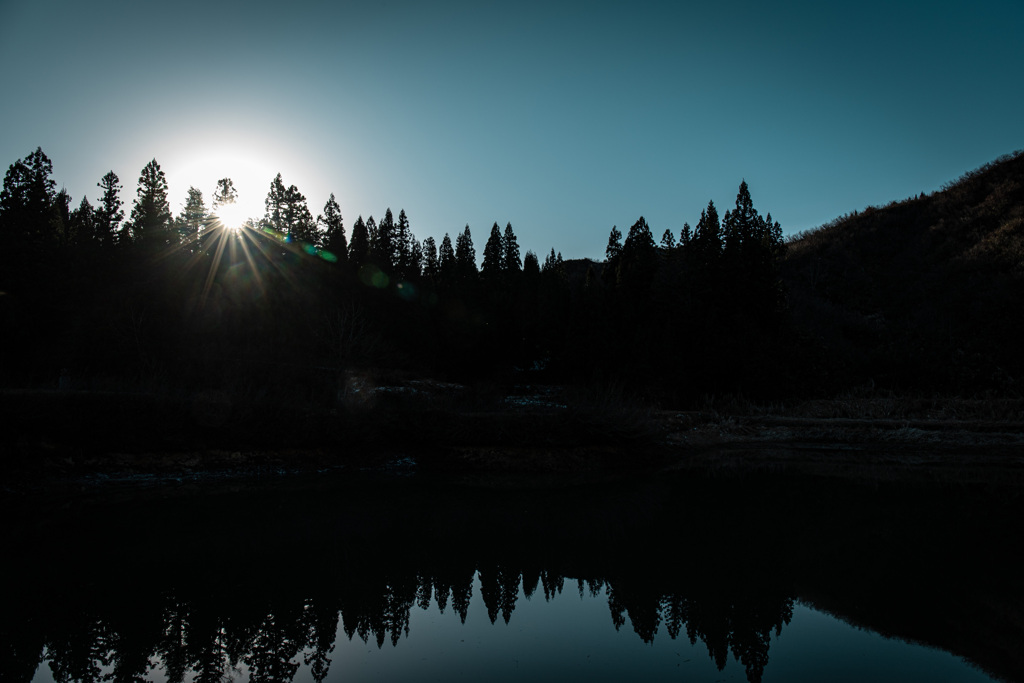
left=523, top=250, right=540, bottom=276
left=438, top=232, right=456, bottom=281
left=481, top=222, right=504, bottom=277
left=422, top=236, right=439, bottom=278
left=602, top=225, right=623, bottom=287
left=69, top=196, right=97, bottom=246
left=318, top=193, right=346, bottom=262
left=51, top=188, right=71, bottom=245
left=372, top=208, right=395, bottom=271
left=211, top=178, right=238, bottom=211
left=502, top=222, right=521, bottom=273
left=283, top=184, right=316, bottom=244
left=692, top=200, right=722, bottom=265
left=408, top=238, right=422, bottom=278
left=660, top=229, right=676, bottom=251
left=0, top=147, right=58, bottom=244
left=264, top=173, right=287, bottom=233
left=679, top=222, right=692, bottom=247
left=394, top=209, right=414, bottom=278
left=762, top=212, right=785, bottom=258
left=95, top=171, right=124, bottom=248
left=455, top=224, right=477, bottom=280
left=178, top=186, right=207, bottom=248
left=349, top=215, right=370, bottom=269
left=723, top=180, right=760, bottom=260
left=127, top=159, right=172, bottom=246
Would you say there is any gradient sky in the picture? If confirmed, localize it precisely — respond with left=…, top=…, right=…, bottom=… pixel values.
left=2, top=0, right=1021, bottom=261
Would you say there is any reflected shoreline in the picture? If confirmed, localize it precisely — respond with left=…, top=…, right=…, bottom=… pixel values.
left=4, top=471, right=1022, bottom=682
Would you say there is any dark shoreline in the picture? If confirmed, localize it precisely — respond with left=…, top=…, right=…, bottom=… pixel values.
left=4, top=388, right=1024, bottom=497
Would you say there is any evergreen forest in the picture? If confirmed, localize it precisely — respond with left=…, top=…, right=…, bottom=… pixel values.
left=2, top=148, right=1022, bottom=405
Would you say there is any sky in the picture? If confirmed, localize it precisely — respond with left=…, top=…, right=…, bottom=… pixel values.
left=1, top=0, right=1022, bottom=261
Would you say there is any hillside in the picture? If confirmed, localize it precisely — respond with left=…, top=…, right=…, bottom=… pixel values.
left=782, top=150, right=1024, bottom=394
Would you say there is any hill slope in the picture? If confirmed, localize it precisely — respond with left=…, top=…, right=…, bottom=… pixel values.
left=782, top=150, right=1024, bottom=394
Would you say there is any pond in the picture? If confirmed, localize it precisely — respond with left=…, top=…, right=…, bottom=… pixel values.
left=3, top=467, right=1022, bottom=682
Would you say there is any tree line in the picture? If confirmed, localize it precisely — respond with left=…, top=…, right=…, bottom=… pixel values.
left=0, top=147, right=789, bottom=398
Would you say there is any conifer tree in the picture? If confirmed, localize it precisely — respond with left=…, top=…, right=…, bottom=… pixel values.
left=603, top=225, right=623, bottom=287
left=95, top=171, right=124, bottom=248
left=439, top=232, right=456, bottom=281
left=502, top=222, right=521, bottom=273
left=348, top=215, right=369, bottom=269
left=679, top=222, right=692, bottom=247
left=481, top=222, right=504, bottom=277
left=722, top=180, right=760, bottom=260
left=264, top=173, right=287, bottom=233
left=318, top=193, right=346, bottom=262
left=455, top=225, right=477, bottom=279
left=51, top=188, right=71, bottom=245
left=605, top=226, right=623, bottom=261
left=211, top=178, right=238, bottom=211
left=692, top=200, right=722, bottom=265
left=373, top=208, right=395, bottom=271
left=177, top=186, right=207, bottom=248
left=69, top=196, right=97, bottom=246
left=422, top=236, right=439, bottom=278
left=523, top=250, right=540, bottom=276
left=283, top=184, right=316, bottom=244
left=128, top=159, right=172, bottom=246
left=364, top=216, right=377, bottom=257
left=617, top=216, right=657, bottom=298
left=762, top=212, right=785, bottom=258
left=408, top=238, right=422, bottom=278
left=660, top=229, right=676, bottom=251
left=0, top=147, right=57, bottom=244
left=395, top=209, right=414, bottom=278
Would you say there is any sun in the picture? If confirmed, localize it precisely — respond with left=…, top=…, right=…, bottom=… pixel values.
left=165, top=143, right=279, bottom=230
left=212, top=200, right=251, bottom=231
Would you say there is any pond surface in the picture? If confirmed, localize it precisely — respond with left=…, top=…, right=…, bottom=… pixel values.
left=3, top=467, right=1022, bottom=682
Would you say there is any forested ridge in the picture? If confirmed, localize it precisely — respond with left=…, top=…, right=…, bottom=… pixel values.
left=1, top=148, right=1021, bottom=402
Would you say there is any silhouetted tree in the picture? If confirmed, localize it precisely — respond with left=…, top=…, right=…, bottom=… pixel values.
left=264, top=173, right=287, bottom=233
left=603, top=225, right=623, bottom=287
left=438, top=233, right=455, bottom=282
left=502, top=222, right=521, bottom=273
left=283, top=184, right=316, bottom=244
left=51, top=188, right=71, bottom=246
left=211, top=178, right=237, bottom=211
left=455, top=225, right=477, bottom=281
left=372, top=208, right=395, bottom=271
left=69, top=196, right=97, bottom=246
left=660, top=228, right=675, bottom=251
left=618, top=216, right=657, bottom=295
left=394, top=209, right=415, bottom=278
left=349, top=215, right=369, bottom=270
left=679, top=221, right=692, bottom=248
left=692, top=200, right=722, bottom=267
left=421, top=236, right=438, bottom=278
left=127, top=159, right=172, bottom=246
left=722, top=180, right=758, bottom=260
left=177, top=186, right=207, bottom=248
left=318, top=193, right=346, bottom=263
left=95, top=171, right=124, bottom=248
left=481, top=222, right=503, bottom=278
left=523, top=250, right=539, bottom=276
left=408, top=238, right=422, bottom=278
left=0, top=147, right=57, bottom=245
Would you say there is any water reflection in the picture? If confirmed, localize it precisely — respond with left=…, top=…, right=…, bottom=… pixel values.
left=3, top=471, right=1022, bottom=682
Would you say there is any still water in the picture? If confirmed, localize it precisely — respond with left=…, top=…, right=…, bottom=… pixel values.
left=4, top=467, right=1021, bottom=682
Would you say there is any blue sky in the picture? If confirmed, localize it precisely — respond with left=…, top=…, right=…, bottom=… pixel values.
left=1, top=0, right=1021, bottom=260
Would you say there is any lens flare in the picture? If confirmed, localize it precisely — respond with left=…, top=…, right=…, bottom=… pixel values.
left=212, top=202, right=250, bottom=231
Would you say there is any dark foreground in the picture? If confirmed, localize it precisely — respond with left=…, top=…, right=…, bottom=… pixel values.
left=4, top=388, right=1024, bottom=494
left=3, top=466, right=1023, bottom=683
